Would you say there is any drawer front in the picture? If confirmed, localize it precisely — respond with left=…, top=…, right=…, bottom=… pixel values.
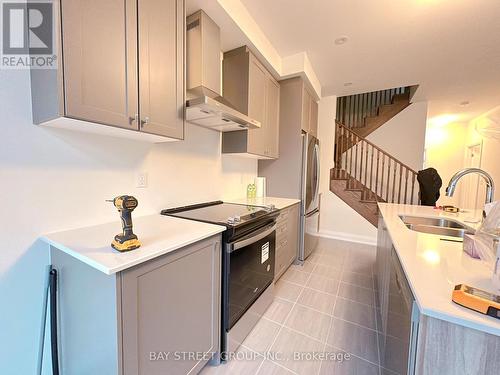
left=274, top=204, right=299, bottom=281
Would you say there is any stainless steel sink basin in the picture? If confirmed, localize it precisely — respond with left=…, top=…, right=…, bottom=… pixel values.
left=400, top=215, right=467, bottom=229
left=400, top=215, right=474, bottom=239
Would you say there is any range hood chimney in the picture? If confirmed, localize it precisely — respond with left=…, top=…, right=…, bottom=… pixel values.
left=186, top=10, right=260, bottom=132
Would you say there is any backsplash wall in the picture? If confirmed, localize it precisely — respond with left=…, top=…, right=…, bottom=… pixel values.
left=0, top=70, right=257, bottom=373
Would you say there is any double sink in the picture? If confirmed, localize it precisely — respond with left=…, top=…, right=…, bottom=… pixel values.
left=400, top=215, right=475, bottom=239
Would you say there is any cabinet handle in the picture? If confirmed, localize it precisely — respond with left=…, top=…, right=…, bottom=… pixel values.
left=129, top=114, right=139, bottom=126
left=140, top=117, right=150, bottom=128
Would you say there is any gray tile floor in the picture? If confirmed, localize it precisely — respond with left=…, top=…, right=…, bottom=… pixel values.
left=201, top=237, right=380, bottom=375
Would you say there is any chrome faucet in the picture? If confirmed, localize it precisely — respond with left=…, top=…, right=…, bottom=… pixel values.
left=445, top=168, right=495, bottom=204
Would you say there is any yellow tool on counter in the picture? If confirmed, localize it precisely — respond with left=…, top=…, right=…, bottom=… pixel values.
left=452, top=284, right=500, bottom=320
left=107, top=195, right=141, bottom=252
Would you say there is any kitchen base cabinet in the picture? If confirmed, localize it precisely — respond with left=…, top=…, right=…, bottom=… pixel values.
left=50, top=235, right=221, bottom=375
left=274, top=203, right=300, bottom=281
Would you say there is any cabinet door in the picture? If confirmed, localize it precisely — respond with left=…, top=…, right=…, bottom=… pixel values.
left=120, top=237, right=220, bottom=375
left=376, top=216, right=391, bottom=336
left=301, top=88, right=311, bottom=133
left=62, top=0, right=138, bottom=129
left=247, top=55, right=268, bottom=156
left=138, top=0, right=185, bottom=139
left=309, top=99, right=318, bottom=137
left=267, top=78, right=280, bottom=158
left=274, top=209, right=288, bottom=280
left=274, top=204, right=299, bottom=281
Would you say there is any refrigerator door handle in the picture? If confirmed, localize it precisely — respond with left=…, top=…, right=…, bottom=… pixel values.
left=305, top=208, right=319, bottom=217
left=313, top=143, right=320, bottom=204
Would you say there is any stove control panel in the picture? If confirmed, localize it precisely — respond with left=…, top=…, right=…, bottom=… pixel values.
left=227, top=215, right=241, bottom=225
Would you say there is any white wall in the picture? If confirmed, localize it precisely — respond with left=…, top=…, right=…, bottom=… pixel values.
left=423, top=115, right=500, bottom=211
left=367, top=101, right=427, bottom=171
left=0, top=70, right=257, bottom=373
left=424, top=121, right=468, bottom=207
left=317, top=96, right=378, bottom=245
left=465, top=118, right=500, bottom=207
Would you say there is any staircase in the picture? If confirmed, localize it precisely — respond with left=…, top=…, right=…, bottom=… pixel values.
left=336, top=86, right=413, bottom=139
left=331, top=87, right=419, bottom=226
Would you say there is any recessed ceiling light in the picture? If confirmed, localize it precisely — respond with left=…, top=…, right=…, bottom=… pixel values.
left=459, top=101, right=470, bottom=107
left=344, top=82, right=353, bottom=86
left=335, top=36, right=349, bottom=45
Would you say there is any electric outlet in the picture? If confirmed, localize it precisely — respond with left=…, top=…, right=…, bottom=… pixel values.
left=137, top=172, right=148, bottom=188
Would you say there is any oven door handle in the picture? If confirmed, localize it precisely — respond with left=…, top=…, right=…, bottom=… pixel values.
left=230, top=223, right=277, bottom=252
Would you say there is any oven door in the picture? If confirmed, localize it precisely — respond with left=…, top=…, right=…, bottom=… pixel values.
left=227, top=222, right=276, bottom=329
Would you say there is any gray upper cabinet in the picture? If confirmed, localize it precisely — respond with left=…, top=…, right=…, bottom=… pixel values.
left=301, top=86, right=318, bottom=136
left=32, top=0, right=185, bottom=142
left=138, top=0, right=185, bottom=139
left=247, top=55, right=268, bottom=156
left=309, top=97, right=319, bottom=137
left=301, top=88, right=311, bottom=134
left=266, top=78, right=281, bottom=157
left=222, top=46, right=280, bottom=159
left=61, top=0, right=138, bottom=129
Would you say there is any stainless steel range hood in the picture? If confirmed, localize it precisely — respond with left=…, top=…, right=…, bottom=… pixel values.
left=186, top=10, right=260, bottom=132
left=186, top=96, right=260, bottom=131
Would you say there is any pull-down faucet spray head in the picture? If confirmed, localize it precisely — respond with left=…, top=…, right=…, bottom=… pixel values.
left=445, top=168, right=495, bottom=204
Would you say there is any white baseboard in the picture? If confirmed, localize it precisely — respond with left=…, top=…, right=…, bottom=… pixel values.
left=316, top=229, right=377, bottom=246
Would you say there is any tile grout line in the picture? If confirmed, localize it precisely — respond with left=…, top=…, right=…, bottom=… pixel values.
left=276, top=284, right=380, bottom=332
left=254, top=261, right=318, bottom=375
left=317, top=246, right=346, bottom=375
left=265, top=305, right=381, bottom=335
left=279, top=277, right=376, bottom=305
left=239, top=343, right=298, bottom=375
left=373, top=271, right=382, bottom=375
left=288, top=257, right=376, bottom=286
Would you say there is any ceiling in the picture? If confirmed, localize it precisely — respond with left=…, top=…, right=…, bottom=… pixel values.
left=239, top=0, right=500, bottom=121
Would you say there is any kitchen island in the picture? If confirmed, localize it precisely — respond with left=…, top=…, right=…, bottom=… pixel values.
left=377, top=203, right=500, bottom=375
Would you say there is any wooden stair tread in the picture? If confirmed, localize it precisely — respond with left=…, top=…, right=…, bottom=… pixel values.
left=330, top=168, right=349, bottom=180
left=330, top=179, right=379, bottom=226
left=356, top=102, right=411, bottom=138
left=330, top=167, right=385, bottom=227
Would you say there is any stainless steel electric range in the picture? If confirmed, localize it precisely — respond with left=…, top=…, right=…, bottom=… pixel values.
left=161, top=201, right=279, bottom=362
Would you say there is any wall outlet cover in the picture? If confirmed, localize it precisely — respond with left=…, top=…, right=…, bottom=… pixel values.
left=137, top=172, right=148, bottom=188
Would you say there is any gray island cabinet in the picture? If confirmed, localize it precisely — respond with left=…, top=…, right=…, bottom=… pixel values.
left=50, top=235, right=221, bottom=375
left=376, top=215, right=500, bottom=375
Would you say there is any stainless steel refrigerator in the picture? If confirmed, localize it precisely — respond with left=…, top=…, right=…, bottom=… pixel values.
left=300, top=132, right=320, bottom=261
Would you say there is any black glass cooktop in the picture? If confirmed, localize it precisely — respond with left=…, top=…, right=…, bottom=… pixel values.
left=161, top=200, right=276, bottom=227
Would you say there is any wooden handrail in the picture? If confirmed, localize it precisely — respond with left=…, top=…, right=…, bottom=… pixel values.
left=334, top=121, right=419, bottom=205
left=335, top=121, right=417, bottom=175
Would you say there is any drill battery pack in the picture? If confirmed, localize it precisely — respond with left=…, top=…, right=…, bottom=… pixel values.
left=111, top=234, right=141, bottom=252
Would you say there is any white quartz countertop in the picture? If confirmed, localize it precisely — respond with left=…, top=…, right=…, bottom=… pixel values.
left=378, top=203, right=500, bottom=336
left=41, top=215, right=225, bottom=275
left=226, top=196, right=301, bottom=210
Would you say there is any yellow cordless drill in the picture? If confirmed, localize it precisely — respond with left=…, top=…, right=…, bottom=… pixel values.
left=108, top=195, right=141, bottom=252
